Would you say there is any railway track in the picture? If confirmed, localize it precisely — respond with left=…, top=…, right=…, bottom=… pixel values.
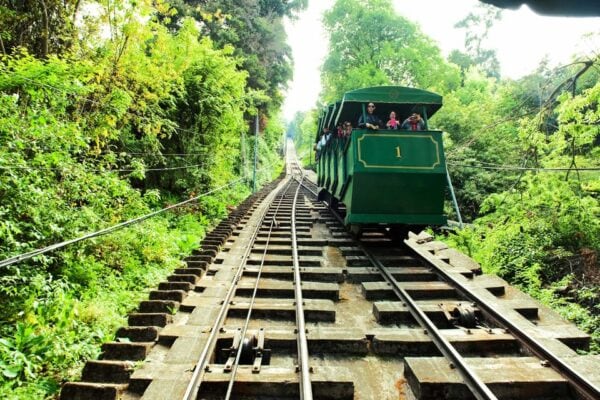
left=61, top=145, right=600, bottom=400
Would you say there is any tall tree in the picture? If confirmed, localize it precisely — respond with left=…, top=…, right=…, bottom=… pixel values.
left=321, top=0, right=459, bottom=101
left=0, top=0, right=82, bottom=57
left=160, top=0, right=307, bottom=110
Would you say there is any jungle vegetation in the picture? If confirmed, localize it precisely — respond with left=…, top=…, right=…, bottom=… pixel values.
left=289, top=0, right=599, bottom=351
left=0, top=0, right=306, bottom=398
left=0, top=0, right=598, bottom=398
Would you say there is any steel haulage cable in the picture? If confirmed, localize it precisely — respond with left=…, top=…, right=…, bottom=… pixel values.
left=181, top=175, right=294, bottom=400
left=447, top=162, right=600, bottom=172
left=0, top=178, right=245, bottom=269
left=0, top=161, right=283, bottom=269
left=0, top=163, right=204, bottom=172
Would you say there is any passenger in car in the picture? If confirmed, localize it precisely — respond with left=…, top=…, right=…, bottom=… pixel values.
left=358, top=103, right=383, bottom=130
left=401, top=112, right=425, bottom=131
left=386, top=111, right=399, bottom=129
left=342, top=121, right=352, bottom=137
left=315, top=127, right=331, bottom=160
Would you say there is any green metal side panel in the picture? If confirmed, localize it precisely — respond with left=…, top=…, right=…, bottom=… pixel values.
left=328, top=141, right=338, bottom=194
left=355, top=132, right=444, bottom=171
left=333, top=139, right=348, bottom=199
left=344, top=172, right=447, bottom=225
left=323, top=148, right=329, bottom=188
left=341, top=130, right=447, bottom=225
left=316, top=130, right=447, bottom=226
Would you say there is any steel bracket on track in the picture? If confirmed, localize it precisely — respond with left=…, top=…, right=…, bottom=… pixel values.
left=252, top=328, right=270, bottom=373
left=439, top=302, right=478, bottom=329
left=220, top=328, right=271, bottom=373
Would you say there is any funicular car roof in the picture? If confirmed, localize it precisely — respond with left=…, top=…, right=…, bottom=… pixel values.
left=316, top=102, right=340, bottom=141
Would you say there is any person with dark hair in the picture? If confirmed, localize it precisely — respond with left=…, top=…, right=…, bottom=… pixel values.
left=401, top=112, right=425, bottom=131
left=342, top=121, right=352, bottom=137
left=358, top=103, right=383, bottom=130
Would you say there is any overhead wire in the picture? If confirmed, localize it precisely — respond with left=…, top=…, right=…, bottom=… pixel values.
left=0, top=72, right=282, bottom=268
left=103, top=152, right=207, bottom=157
left=447, top=162, right=600, bottom=172
left=445, top=57, right=599, bottom=157
left=11, top=74, right=201, bottom=136
left=0, top=163, right=204, bottom=172
left=0, top=157, right=280, bottom=270
left=3, top=74, right=259, bottom=172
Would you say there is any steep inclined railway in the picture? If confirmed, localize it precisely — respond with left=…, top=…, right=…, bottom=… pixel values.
left=61, top=150, right=600, bottom=400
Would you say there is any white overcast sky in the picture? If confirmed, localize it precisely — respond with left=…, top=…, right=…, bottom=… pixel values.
left=282, top=0, right=600, bottom=120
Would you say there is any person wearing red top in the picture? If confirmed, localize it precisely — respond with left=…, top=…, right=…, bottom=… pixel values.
left=401, top=112, right=425, bottom=131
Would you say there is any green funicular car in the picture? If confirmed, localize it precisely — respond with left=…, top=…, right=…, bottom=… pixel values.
left=316, top=86, right=448, bottom=233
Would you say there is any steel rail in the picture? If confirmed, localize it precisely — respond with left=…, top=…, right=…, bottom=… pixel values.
left=325, top=206, right=498, bottom=400
left=181, top=177, right=295, bottom=400
left=277, top=151, right=314, bottom=398
left=296, top=154, right=598, bottom=399
left=362, top=248, right=498, bottom=400
left=297, top=180, right=318, bottom=197
left=406, top=239, right=600, bottom=400
left=223, top=179, right=295, bottom=399
left=291, top=174, right=313, bottom=400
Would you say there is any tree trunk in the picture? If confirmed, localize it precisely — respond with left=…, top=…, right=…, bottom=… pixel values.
left=40, top=0, right=49, bottom=57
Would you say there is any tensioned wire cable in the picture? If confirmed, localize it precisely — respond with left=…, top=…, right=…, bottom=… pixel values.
left=0, top=178, right=244, bottom=269
left=101, top=152, right=207, bottom=157
left=447, top=162, right=600, bottom=172
left=0, top=74, right=279, bottom=267
left=2, top=75, right=260, bottom=168
left=10, top=74, right=202, bottom=136
left=0, top=163, right=204, bottom=172
left=0, top=157, right=281, bottom=269
left=6, top=160, right=597, bottom=173
left=0, top=162, right=211, bottom=172
left=0, top=157, right=281, bottom=270
left=223, top=177, right=295, bottom=400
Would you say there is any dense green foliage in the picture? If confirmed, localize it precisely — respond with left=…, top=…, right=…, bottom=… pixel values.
left=321, top=0, right=460, bottom=102
left=292, top=0, right=599, bottom=351
left=445, top=80, right=600, bottom=350
left=0, top=0, right=293, bottom=398
left=162, top=0, right=307, bottom=109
